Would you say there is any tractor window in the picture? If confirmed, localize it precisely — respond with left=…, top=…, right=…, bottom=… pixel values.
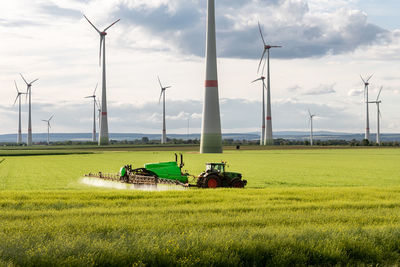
left=206, top=164, right=225, bottom=173
left=215, top=164, right=224, bottom=173
left=206, top=165, right=212, bottom=172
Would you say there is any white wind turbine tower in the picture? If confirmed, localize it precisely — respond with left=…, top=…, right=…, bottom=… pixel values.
left=308, top=110, right=316, bottom=146
left=84, top=15, right=120, bottom=146
left=85, top=83, right=98, bottom=142
left=258, top=22, right=282, bottom=145
left=252, top=76, right=266, bottom=145
left=42, top=115, right=54, bottom=145
left=13, top=81, right=27, bottom=144
left=158, top=76, right=171, bottom=144
left=361, top=75, right=373, bottom=141
left=368, top=87, right=383, bottom=145
left=20, top=74, right=38, bottom=146
left=96, top=97, right=101, bottom=138
left=200, top=0, right=223, bottom=153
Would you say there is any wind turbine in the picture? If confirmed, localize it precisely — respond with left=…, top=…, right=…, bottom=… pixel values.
left=158, top=76, right=171, bottom=144
left=258, top=22, right=282, bottom=145
left=13, top=81, right=27, bottom=144
left=368, top=87, right=383, bottom=145
left=42, top=115, right=54, bottom=145
left=252, top=76, right=266, bottom=145
left=308, top=110, right=316, bottom=146
left=85, top=83, right=98, bottom=142
left=361, top=75, right=373, bottom=141
left=20, top=74, right=38, bottom=146
left=84, top=15, right=120, bottom=146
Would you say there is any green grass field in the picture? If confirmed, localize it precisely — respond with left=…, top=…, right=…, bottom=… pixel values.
left=1, top=147, right=400, bottom=266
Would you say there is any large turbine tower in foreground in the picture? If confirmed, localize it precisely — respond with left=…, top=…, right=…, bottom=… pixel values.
left=84, top=15, right=120, bottom=146
left=200, top=0, right=222, bottom=154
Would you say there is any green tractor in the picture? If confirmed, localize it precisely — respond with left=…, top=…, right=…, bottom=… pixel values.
left=90, top=154, right=247, bottom=188
left=197, top=162, right=247, bottom=188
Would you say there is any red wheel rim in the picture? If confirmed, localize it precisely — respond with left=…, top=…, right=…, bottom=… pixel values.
left=207, top=178, right=218, bottom=188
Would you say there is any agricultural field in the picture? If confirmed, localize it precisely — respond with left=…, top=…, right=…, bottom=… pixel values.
left=1, top=147, right=400, bottom=265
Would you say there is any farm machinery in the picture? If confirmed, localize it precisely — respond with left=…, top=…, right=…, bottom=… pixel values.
left=85, top=154, right=247, bottom=188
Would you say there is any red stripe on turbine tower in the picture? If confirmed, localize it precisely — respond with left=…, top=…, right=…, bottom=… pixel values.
left=205, top=80, right=218, bottom=87
left=102, top=112, right=107, bottom=116
left=267, top=116, right=272, bottom=120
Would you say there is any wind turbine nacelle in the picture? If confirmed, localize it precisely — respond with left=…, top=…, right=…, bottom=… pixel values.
left=101, top=32, right=107, bottom=36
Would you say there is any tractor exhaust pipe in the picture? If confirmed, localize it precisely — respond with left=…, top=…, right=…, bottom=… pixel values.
left=180, top=153, right=184, bottom=168
left=175, top=153, right=178, bottom=163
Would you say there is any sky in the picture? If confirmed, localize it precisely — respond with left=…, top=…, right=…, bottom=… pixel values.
left=0, top=0, right=399, bottom=136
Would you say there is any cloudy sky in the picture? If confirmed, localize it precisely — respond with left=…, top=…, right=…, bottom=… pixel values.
left=0, top=0, right=399, bottom=136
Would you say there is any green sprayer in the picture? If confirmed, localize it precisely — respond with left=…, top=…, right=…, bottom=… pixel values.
left=85, top=154, right=247, bottom=188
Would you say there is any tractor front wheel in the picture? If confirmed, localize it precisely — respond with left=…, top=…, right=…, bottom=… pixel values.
left=203, top=175, right=220, bottom=188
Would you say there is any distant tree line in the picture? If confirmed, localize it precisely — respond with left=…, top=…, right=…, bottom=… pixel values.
left=1, top=138, right=400, bottom=147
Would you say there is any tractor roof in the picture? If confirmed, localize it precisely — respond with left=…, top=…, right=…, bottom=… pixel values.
left=206, top=162, right=226, bottom=165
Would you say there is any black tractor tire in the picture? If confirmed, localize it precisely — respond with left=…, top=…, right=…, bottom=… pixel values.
left=230, top=178, right=245, bottom=188
left=203, top=175, right=221, bottom=188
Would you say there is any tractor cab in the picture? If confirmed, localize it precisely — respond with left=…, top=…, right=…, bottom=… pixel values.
left=199, top=162, right=247, bottom=188
left=206, top=162, right=226, bottom=173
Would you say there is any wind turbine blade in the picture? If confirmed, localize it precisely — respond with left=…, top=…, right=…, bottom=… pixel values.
left=262, top=55, right=267, bottom=75
left=14, top=80, right=20, bottom=93
left=93, top=83, right=98, bottom=96
left=165, top=86, right=172, bottom=89
left=99, top=36, right=104, bottom=66
left=84, top=96, right=93, bottom=99
left=13, top=95, right=19, bottom=106
left=271, top=46, right=282, bottom=48
left=83, top=15, right=101, bottom=33
left=366, top=74, right=374, bottom=82
left=20, top=73, right=28, bottom=85
left=30, top=79, right=39, bottom=84
left=257, top=49, right=267, bottom=74
left=159, top=91, right=163, bottom=103
left=96, top=98, right=102, bottom=110
left=103, top=19, right=120, bottom=32
left=42, top=120, right=47, bottom=122
left=258, top=21, right=266, bottom=46
left=157, top=76, right=163, bottom=89
left=377, top=86, right=383, bottom=101
left=308, top=109, right=312, bottom=117
left=49, top=115, right=54, bottom=121
left=360, top=75, right=366, bottom=84
left=263, top=82, right=267, bottom=91
left=251, top=78, right=262, bottom=83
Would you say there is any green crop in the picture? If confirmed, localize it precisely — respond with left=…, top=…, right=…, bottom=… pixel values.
left=0, top=147, right=400, bottom=265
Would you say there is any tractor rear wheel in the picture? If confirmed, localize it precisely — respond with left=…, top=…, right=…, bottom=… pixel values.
left=231, top=178, right=245, bottom=188
left=203, top=175, right=220, bottom=188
